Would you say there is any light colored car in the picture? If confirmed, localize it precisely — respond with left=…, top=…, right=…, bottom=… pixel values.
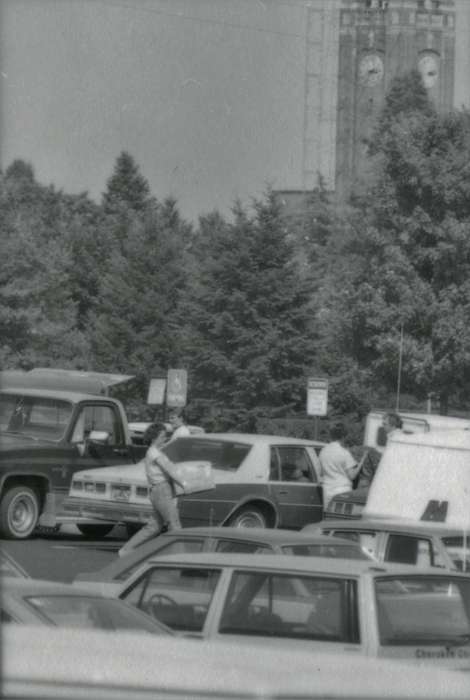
left=64, top=433, right=326, bottom=531
left=0, top=577, right=172, bottom=635
left=114, top=551, right=470, bottom=669
left=74, top=526, right=373, bottom=584
left=5, top=626, right=470, bottom=700
left=302, top=518, right=470, bottom=572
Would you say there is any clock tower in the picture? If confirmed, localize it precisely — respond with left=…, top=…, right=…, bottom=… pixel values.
left=335, top=0, right=456, bottom=200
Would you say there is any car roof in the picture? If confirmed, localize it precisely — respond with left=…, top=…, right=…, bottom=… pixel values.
left=0, top=368, right=134, bottom=396
left=0, top=386, right=117, bottom=404
left=389, top=429, right=470, bottom=449
left=317, top=518, right=467, bottom=537
left=176, top=432, right=325, bottom=446
left=141, top=551, right=451, bottom=577
left=153, top=526, right=364, bottom=547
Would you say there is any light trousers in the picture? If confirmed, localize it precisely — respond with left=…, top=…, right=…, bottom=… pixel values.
left=118, top=481, right=181, bottom=557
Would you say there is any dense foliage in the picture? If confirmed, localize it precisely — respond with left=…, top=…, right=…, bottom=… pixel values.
left=2, top=74, right=470, bottom=434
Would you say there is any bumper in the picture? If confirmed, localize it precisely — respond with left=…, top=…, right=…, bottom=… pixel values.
left=63, top=496, right=152, bottom=525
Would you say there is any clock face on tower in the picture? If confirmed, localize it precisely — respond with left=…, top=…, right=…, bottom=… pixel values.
left=418, top=54, right=439, bottom=88
left=359, top=54, right=384, bottom=87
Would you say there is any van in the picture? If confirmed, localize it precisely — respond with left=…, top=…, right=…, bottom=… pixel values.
left=364, top=430, right=470, bottom=527
left=364, top=410, right=470, bottom=452
left=324, top=410, right=470, bottom=520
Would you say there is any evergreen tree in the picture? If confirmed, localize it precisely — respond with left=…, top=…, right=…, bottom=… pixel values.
left=179, top=191, right=319, bottom=429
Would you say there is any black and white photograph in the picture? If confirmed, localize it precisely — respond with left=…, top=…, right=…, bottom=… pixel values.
left=1, top=1, right=470, bottom=698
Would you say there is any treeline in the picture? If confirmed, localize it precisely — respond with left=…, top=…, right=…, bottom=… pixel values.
left=2, top=72, right=470, bottom=438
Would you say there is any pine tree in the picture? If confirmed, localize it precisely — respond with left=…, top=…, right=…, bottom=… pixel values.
left=178, top=191, right=318, bottom=429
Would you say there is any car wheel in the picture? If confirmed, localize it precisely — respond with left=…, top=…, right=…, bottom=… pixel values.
left=0, top=486, right=40, bottom=539
left=77, top=523, right=115, bottom=538
left=229, top=506, right=267, bottom=528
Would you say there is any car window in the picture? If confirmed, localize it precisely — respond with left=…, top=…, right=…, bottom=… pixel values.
left=0, top=393, right=72, bottom=441
left=114, top=539, right=205, bottom=581
left=23, top=595, right=166, bottom=633
left=121, top=566, right=221, bottom=632
left=331, top=530, right=378, bottom=559
left=441, top=536, right=470, bottom=572
left=215, top=539, right=272, bottom=554
left=219, top=571, right=358, bottom=643
left=163, top=438, right=251, bottom=471
left=384, top=535, right=434, bottom=567
left=0, top=608, right=16, bottom=623
left=71, top=404, right=122, bottom=444
left=375, top=576, right=470, bottom=646
left=281, top=543, right=369, bottom=560
left=270, top=447, right=314, bottom=483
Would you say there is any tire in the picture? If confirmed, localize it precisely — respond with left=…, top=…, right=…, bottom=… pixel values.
left=228, top=506, right=267, bottom=529
left=0, top=486, right=40, bottom=539
left=77, top=523, right=115, bottom=538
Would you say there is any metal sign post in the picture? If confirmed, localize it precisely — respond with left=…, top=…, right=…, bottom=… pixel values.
left=307, top=377, right=328, bottom=440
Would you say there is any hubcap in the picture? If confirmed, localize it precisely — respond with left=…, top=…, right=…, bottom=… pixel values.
left=10, top=496, right=36, bottom=534
left=235, top=512, right=265, bottom=528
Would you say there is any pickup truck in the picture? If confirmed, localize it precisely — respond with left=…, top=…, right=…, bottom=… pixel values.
left=0, top=368, right=148, bottom=539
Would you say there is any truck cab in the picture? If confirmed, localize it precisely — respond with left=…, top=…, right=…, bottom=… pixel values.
left=0, top=368, right=146, bottom=539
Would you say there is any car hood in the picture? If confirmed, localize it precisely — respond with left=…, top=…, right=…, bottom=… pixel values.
left=72, top=461, right=235, bottom=485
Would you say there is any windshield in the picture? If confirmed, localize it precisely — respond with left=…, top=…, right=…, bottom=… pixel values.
left=163, top=437, right=251, bottom=471
left=23, top=595, right=170, bottom=634
left=0, top=393, right=73, bottom=441
left=376, top=576, right=470, bottom=646
left=441, top=536, right=470, bottom=573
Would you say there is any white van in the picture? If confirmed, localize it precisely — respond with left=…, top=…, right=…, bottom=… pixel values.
left=365, top=430, right=470, bottom=527
left=364, top=410, right=470, bottom=453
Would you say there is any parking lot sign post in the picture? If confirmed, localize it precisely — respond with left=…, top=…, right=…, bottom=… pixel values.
left=166, top=369, right=188, bottom=408
left=307, top=377, right=328, bottom=440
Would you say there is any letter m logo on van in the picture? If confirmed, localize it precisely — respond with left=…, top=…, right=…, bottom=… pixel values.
left=421, top=500, right=448, bottom=522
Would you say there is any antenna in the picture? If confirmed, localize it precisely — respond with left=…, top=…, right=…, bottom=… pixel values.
left=395, top=322, right=404, bottom=411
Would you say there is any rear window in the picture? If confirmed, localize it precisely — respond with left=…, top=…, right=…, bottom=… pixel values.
left=163, top=438, right=251, bottom=471
left=375, top=576, right=470, bottom=646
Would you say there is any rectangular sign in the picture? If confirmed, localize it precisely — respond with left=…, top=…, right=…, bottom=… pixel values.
left=307, top=377, right=328, bottom=416
left=166, top=369, right=188, bottom=407
left=147, top=378, right=166, bottom=405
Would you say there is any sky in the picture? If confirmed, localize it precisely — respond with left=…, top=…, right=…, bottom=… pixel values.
left=0, top=0, right=308, bottom=222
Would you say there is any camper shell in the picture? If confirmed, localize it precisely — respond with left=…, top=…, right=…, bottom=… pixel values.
left=365, top=430, right=470, bottom=527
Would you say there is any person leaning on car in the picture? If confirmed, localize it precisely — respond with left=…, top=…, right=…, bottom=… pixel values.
left=319, top=422, right=362, bottom=510
left=167, top=409, right=191, bottom=441
left=118, top=423, right=185, bottom=557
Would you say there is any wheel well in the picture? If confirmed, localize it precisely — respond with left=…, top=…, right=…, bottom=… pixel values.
left=1, top=476, right=49, bottom=509
left=225, top=500, right=278, bottom=528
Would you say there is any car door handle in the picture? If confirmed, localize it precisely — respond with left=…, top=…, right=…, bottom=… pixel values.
left=277, top=489, right=289, bottom=495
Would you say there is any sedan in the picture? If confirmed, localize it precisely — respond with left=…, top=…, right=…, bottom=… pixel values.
left=302, top=518, right=470, bottom=572
left=74, top=526, right=373, bottom=585
left=64, top=433, right=326, bottom=531
left=0, top=577, right=172, bottom=635
left=115, top=552, right=470, bottom=669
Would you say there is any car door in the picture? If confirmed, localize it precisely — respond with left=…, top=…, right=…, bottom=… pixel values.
left=119, top=564, right=224, bottom=636
left=269, top=445, right=323, bottom=529
left=69, top=402, right=135, bottom=470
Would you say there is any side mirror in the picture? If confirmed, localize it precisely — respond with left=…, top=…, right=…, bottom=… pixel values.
left=88, top=430, right=110, bottom=444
